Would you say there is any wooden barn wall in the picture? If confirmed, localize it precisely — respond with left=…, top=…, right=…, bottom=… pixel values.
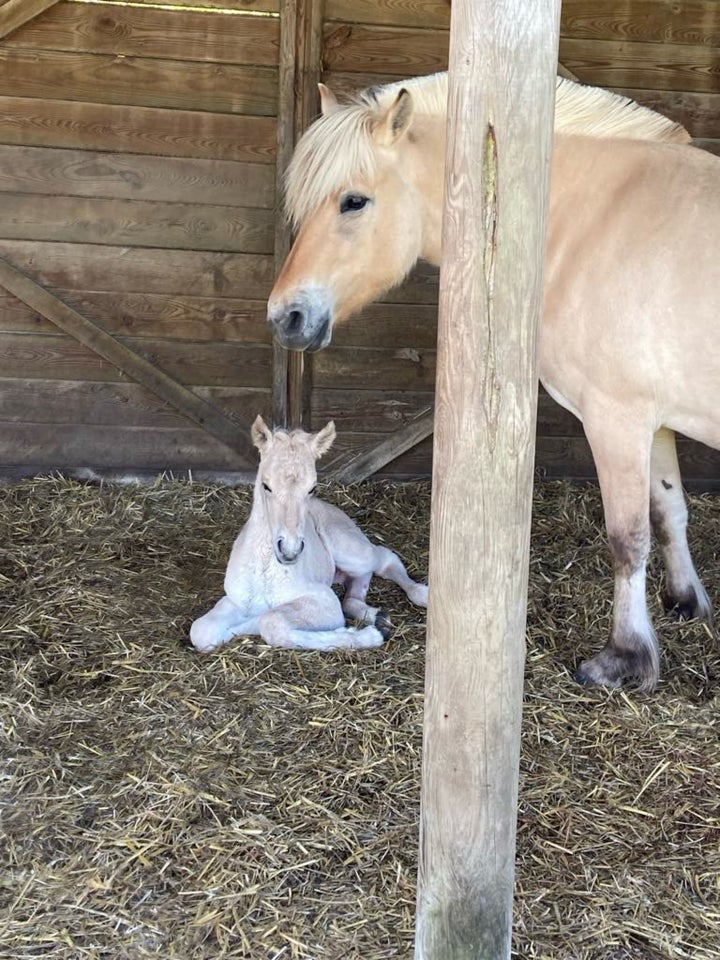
left=0, top=0, right=718, bottom=486
left=0, top=0, right=278, bottom=479
left=311, top=0, right=720, bottom=486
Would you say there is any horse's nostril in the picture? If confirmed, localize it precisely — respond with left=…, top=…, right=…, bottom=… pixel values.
left=287, top=309, right=303, bottom=333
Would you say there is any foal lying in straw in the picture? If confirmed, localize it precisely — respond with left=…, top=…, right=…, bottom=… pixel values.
left=191, top=417, right=428, bottom=652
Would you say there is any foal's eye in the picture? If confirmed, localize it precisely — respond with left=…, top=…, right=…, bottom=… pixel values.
left=309, top=485, right=317, bottom=497
left=340, top=194, right=369, bottom=214
left=262, top=482, right=272, bottom=493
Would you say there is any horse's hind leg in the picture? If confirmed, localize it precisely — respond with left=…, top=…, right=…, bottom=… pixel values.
left=577, top=416, right=659, bottom=692
left=650, top=427, right=713, bottom=624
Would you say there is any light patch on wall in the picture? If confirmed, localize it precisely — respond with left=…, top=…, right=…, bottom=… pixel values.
left=72, top=0, right=278, bottom=18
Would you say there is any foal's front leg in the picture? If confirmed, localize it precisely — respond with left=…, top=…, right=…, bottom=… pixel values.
left=577, top=417, right=659, bottom=691
left=190, top=596, right=260, bottom=653
left=650, top=427, right=713, bottom=624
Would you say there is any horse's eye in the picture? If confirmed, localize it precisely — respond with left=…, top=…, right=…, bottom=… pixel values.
left=262, top=482, right=272, bottom=493
left=309, top=485, right=317, bottom=497
left=340, top=194, right=369, bottom=214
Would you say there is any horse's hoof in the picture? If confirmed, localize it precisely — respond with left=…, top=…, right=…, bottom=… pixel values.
left=662, top=585, right=714, bottom=625
left=375, top=610, right=393, bottom=640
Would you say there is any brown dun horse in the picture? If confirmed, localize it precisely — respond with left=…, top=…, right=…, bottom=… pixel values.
left=268, top=73, right=719, bottom=692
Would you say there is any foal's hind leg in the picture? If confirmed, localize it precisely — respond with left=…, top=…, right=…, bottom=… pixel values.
left=259, top=590, right=384, bottom=651
left=340, top=545, right=428, bottom=633
left=577, top=417, right=659, bottom=692
left=650, top=428, right=713, bottom=624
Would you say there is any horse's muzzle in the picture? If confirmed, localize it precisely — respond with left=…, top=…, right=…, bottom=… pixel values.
left=267, top=292, right=333, bottom=352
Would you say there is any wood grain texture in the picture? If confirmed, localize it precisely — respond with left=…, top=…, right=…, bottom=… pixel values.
left=323, top=21, right=448, bottom=74
left=326, top=0, right=450, bottom=29
left=0, top=97, right=276, bottom=163
left=558, top=36, right=720, bottom=92
left=415, top=0, right=560, bottom=957
left=313, top=346, right=437, bottom=390
left=6, top=1, right=280, bottom=66
left=0, top=331, right=271, bottom=389
left=0, top=421, right=252, bottom=471
left=0, top=377, right=271, bottom=428
left=0, top=258, right=260, bottom=462
left=0, top=48, right=279, bottom=117
left=128, top=0, right=279, bottom=10
left=560, top=0, right=720, bottom=47
left=0, top=193, right=275, bottom=254
left=0, top=241, right=275, bottom=299
left=0, top=145, right=275, bottom=208
left=0, top=0, right=60, bottom=39
left=0, top=290, right=271, bottom=343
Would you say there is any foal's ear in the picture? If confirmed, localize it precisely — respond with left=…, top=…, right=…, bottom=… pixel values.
left=318, top=83, right=340, bottom=117
left=251, top=415, right=273, bottom=452
left=372, top=88, right=413, bottom=147
left=311, top=421, right=336, bottom=459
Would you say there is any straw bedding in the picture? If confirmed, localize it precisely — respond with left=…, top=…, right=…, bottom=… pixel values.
left=0, top=475, right=717, bottom=959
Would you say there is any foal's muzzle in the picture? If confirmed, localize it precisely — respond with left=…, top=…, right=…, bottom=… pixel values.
left=267, top=291, right=333, bottom=352
left=276, top=538, right=305, bottom=565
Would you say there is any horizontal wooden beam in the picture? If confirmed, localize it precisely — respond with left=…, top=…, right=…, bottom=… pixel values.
left=0, top=0, right=61, bottom=40
left=0, top=256, right=256, bottom=467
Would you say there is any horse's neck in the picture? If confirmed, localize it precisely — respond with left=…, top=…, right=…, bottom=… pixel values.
left=406, top=113, right=446, bottom=265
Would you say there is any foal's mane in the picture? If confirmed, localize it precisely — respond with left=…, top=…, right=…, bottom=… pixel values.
left=285, top=71, right=688, bottom=228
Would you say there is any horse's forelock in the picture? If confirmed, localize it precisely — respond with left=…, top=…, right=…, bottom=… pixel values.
left=285, top=104, right=379, bottom=229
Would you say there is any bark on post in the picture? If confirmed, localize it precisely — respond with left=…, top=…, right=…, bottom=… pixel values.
left=415, top=1, right=560, bottom=957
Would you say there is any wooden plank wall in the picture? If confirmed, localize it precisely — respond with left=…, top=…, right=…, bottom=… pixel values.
left=0, top=0, right=278, bottom=478
left=313, top=0, right=720, bottom=486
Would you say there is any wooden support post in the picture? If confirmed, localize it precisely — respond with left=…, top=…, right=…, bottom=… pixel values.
left=273, top=0, right=324, bottom=428
left=414, top=1, right=560, bottom=958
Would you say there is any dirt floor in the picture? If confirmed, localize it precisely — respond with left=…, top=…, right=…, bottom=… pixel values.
left=0, top=476, right=718, bottom=959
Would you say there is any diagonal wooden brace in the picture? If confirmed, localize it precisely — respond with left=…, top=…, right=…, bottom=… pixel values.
left=0, top=256, right=256, bottom=468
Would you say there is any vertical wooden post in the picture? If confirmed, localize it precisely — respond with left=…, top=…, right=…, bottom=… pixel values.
left=273, top=0, right=324, bottom=428
left=415, top=1, right=560, bottom=958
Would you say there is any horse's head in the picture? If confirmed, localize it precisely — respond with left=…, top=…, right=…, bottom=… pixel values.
left=268, top=82, right=442, bottom=351
left=252, top=415, right=336, bottom=564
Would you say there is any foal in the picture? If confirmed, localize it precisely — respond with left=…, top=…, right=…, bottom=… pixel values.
left=190, top=417, right=428, bottom=652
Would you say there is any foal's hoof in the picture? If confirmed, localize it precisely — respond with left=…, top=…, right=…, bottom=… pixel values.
left=375, top=610, right=393, bottom=640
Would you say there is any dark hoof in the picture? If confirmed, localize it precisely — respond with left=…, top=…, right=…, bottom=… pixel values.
left=576, top=634, right=659, bottom=693
left=375, top=610, right=393, bottom=640
left=662, top=586, right=713, bottom=625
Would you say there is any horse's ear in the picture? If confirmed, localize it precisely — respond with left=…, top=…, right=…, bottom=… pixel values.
left=372, top=88, right=413, bottom=146
left=251, top=415, right=273, bottom=452
left=318, top=83, right=340, bottom=117
left=311, top=420, right=336, bottom=459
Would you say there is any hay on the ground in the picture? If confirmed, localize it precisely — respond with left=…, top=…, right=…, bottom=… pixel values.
left=0, top=476, right=717, bottom=959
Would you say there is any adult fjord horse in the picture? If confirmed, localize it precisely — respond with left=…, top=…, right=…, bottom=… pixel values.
left=267, top=72, right=720, bottom=692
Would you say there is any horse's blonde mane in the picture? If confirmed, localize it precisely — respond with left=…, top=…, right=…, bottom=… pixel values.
left=286, top=72, right=688, bottom=228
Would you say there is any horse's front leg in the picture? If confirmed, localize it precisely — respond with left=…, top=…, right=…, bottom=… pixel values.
left=190, top=596, right=260, bottom=653
left=577, top=416, right=659, bottom=692
left=650, top=427, right=713, bottom=624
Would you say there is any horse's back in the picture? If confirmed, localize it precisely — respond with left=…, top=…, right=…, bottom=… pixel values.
left=542, top=135, right=720, bottom=447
